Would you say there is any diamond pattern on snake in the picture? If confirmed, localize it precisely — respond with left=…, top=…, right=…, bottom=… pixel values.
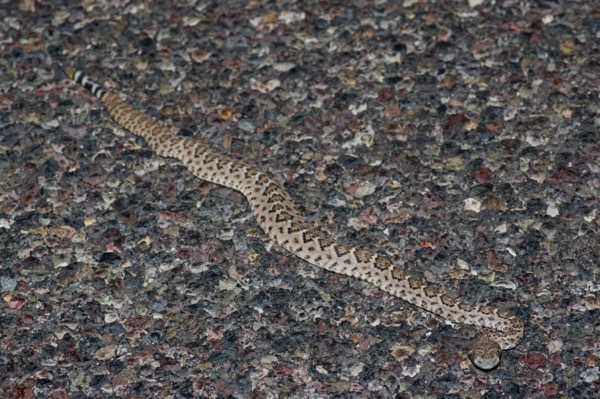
left=64, top=66, right=523, bottom=370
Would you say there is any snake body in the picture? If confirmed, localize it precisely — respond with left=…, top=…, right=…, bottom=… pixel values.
left=65, top=67, right=523, bottom=369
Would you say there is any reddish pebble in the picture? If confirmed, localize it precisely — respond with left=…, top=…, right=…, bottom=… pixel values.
left=523, top=352, right=547, bottom=369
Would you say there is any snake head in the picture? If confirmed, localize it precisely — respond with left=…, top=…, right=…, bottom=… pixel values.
left=467, top=336, right=502, bottom=370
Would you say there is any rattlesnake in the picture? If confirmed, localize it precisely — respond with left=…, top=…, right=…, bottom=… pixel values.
left=64, top=66, right=523, bottom=370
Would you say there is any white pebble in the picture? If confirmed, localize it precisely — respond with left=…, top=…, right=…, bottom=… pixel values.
left=464, top=198, right=481, bottom=212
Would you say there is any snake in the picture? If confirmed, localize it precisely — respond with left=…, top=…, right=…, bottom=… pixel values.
left=63, top=66, right=523, bottom=370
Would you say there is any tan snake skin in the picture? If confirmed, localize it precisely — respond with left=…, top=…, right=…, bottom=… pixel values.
left=65, top=67, right=523, bottom=370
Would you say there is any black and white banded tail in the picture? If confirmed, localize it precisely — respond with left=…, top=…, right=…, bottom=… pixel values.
left=63, top=67, right=105, bottom=98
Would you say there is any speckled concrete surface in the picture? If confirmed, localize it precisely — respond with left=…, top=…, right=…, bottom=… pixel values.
left=1, top=1, right=599, bottom=398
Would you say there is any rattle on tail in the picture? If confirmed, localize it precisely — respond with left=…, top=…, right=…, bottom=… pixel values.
left=63, top=66, right=523, bottom=370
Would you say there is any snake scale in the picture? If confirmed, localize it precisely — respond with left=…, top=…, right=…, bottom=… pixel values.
left=64, top=66, right=523, bottom=370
